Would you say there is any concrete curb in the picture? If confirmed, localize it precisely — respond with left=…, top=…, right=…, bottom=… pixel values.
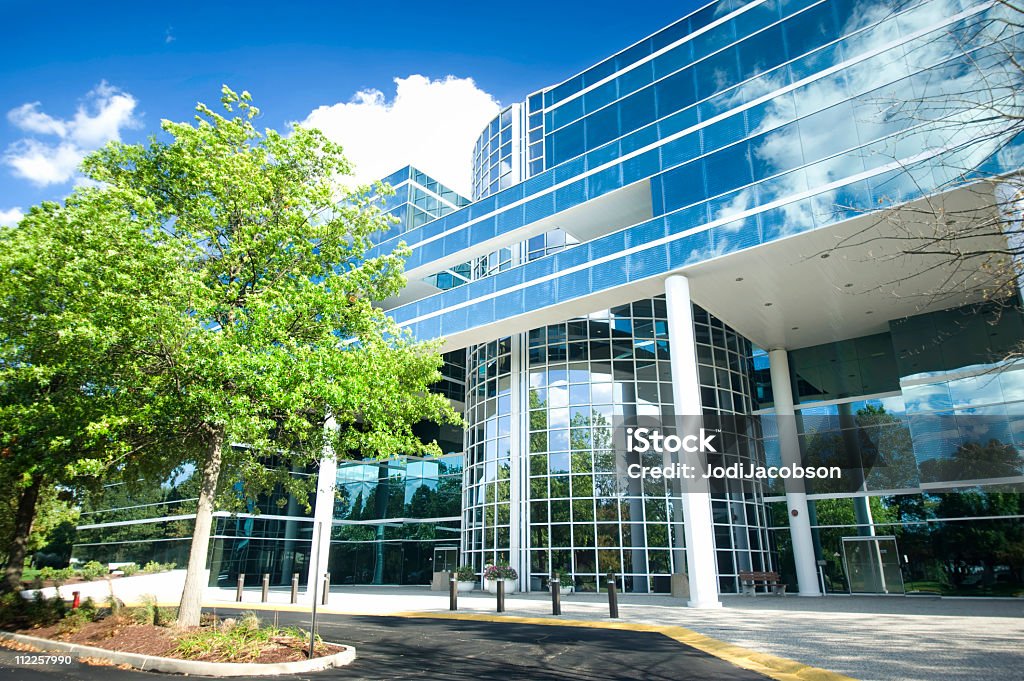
left=0, top=630, right=356, bottom=677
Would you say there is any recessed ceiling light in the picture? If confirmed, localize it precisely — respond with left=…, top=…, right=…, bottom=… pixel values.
left=735, top=277, right=744, bottom=282
left=791, top=326, right=799, bottom=330
left=865, top=311, right=873, bottom=314
left=844, top=283, right=853, bottom=288
left=764, top=302, right=773, bottom=307
left=820, top=253, right=830, bottom=259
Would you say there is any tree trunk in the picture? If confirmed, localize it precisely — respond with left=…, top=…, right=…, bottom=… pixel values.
left=2, top=473, right=43, bottom=593
left=176, top=427, right=224, bottom=627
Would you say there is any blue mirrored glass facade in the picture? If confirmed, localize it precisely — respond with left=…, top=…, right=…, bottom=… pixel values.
left=75, top=0, right=1024, bottom=598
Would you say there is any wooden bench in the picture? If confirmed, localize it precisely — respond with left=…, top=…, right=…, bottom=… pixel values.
left=738, top=571, right=787, bottom=596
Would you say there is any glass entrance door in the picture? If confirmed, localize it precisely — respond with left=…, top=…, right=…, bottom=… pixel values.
left=841, top=536, right=905, bottom=594
left=433, top=546, right=458, bottom=573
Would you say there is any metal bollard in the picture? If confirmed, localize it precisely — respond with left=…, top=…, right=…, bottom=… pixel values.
left=321, top=572, right=330, bottom=606
left=236, top=573, right=245, bottom=602
left=449, top=572, right=458, bottom=611
left=261, top=573, right=270, bottom=602
left=496, top=578, right=505, bottom=613
left=606, top=572, right=619, bottom=619
left=550, top=574, right=561, bottom=616
left=290, top=573, right=299, bottom=604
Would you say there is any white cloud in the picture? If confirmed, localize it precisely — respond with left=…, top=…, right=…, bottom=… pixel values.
left=301, top=75, right=500, bottom=198
left=4, top=82, right=140, bottom=187
left=0, top=207, right=23, bottom=227
left=8, top=103, right=67, bottom=137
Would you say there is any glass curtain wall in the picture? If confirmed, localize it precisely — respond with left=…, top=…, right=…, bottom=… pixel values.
left=73, top=458, right=318, bottom=588
left=461, top=296, right=771, bottom=593
left=757, top=301, right=1024, bottom=595
left=326, top=452, right=463, bottom=586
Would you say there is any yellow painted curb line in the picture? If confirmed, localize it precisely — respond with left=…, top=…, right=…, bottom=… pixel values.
left=390, top=611, right=858, bottom=681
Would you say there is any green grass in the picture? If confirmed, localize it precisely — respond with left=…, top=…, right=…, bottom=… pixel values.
left=174, top=612, right=325, bottom=663
left=904, top=580, right=945, bottom=594
left=904, top=579, right=1024, bottom=597
left=19, top=568, right=41, bottom=583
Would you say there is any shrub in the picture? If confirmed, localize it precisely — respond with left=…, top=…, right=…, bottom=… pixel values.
left=28, top=590, right=67, bottom=625
left=120, top=563, right=139, bottom=577
left=175, top=616, right=323, bottom=662
left=0, top=592, right=32, bottom=628
left=238, top=611, right=261, bottom=631
left=37, top=566, right=73, bottom=585
left=483, top=563, right=517, bottom=581
left=78, top=561, right=107, bottom=581
left=133, top=594, right=156, bottom=626
left=140, top=561, right=176, bottom=574
left=157, top=606, right=178, bottom=627
left=55, top=608, right=90, bottom=636
left=130, top=594, right=176, bottom=627
left=0, top=591, right=71, bottom=629
left=79, top=597, right=101, bottom=622
left=455, top=565, right=476, bottom=582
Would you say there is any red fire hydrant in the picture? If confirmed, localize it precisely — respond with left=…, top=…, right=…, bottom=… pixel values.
left=72, top=591, right=81, bottom=609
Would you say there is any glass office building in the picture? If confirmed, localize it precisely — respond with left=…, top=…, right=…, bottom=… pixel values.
left=76, top=0, right=1024, bottom=602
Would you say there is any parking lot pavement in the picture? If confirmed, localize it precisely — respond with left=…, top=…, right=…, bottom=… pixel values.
left=1, top=610, right=781, bottom=681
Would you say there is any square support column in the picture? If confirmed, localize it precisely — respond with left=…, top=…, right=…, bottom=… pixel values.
left=767, top=349, right=822, bottom=596
left=664, top=275, right=722, bottom=609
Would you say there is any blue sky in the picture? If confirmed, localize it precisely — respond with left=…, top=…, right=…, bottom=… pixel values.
left=0, top=1, right=701, bottom=222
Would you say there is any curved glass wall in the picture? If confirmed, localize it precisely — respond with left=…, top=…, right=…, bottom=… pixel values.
left=472, top=105, right=524, bottom=200
left=461, top=297, right=771, bottom=593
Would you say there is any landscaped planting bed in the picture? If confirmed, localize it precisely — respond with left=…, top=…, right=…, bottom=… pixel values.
left=1, top=593, right=339, bottom=664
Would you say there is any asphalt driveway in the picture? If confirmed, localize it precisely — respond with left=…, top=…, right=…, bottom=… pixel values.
left=1, top=608, right=771, bottom=681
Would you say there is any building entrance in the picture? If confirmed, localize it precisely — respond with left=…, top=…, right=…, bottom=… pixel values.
left=841, top=536, right=905, bottom=594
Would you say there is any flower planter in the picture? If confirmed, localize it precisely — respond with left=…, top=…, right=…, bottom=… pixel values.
left=484, top=578, right=516, bottom=595
left=456, top=581, right=474, bottom=592
left=558, top=585, right=573, bottom=596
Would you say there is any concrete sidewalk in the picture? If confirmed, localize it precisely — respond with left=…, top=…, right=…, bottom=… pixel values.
left=22, top=570, right=187, bottom=605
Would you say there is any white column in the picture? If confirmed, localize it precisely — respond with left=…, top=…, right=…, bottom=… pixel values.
left=767, top=349, right=822, bottom=597
left=509, top=332, right=531, bottom=592
left=664, top=275, right=722, bottom=609
left=305, top=417, right=338, bottom=599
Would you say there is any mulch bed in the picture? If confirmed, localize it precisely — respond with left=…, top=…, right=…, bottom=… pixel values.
left=16, top=618, right=342, bottom=664
left=20, top=619, right=178, bottom=657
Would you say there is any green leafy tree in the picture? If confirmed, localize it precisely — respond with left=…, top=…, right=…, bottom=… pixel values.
left=930, top=489, right=1024, bottom=589
left=919, top=440, right=1024, bottom=590
left=6, top=87, right=459, bottom=625
left=0, top=469, right=77, bottom=571
left=0, top=190, right=171, bottom=592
